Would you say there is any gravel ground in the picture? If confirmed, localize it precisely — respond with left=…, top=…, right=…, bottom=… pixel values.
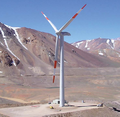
left=43, top=107, right=120, bottom=117
left=0, top=114, right=9, bottom=117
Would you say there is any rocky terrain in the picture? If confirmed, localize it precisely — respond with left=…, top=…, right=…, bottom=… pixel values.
left=43, top=107, right=120, bottom=117
left=0, top=23, right=120, bottom=116
left=72, top=37, right=120, bottom=63
left=0, top=23, right=120, bottom=78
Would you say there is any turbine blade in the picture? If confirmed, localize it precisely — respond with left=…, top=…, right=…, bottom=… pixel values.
left=55, top=35, right=59, bottom=61
left=53, top=61, right=57, bottom=83
left=41, top=11, right=58, bottom=32
left=53, top=75, right=55, bottom=83
left=53, top=35, right=59, bottom=83
left=58, top=4, right=87, bottom=32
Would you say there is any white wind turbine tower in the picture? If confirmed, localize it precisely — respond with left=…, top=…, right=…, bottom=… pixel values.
left=42, top=4, right=87, bottom=107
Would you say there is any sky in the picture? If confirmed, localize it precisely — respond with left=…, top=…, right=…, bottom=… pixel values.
left=0, top=0, right=120, bottom=43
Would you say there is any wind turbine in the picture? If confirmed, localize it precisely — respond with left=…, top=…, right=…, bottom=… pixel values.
left=41, top=4, right=87, bottom=107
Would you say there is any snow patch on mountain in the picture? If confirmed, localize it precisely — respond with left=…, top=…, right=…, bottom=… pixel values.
left=85, top=40, right=90, bottom=48
left=12, top=59, right=17, bottom=66
left=76, top=41, right=83, bottom=48
left=72, top=41, right=83, bottom=48
left=4, top=24, right=20, bottom=30
left=5, top=24, right=28, bottom=50
left=14, top=29, right=28, bottom=50
left=106, top=39, right=114, bottom=49
left=87, top=48, right=90, bottom=50
left=0, top=27, right=6, bottom=38
left=0, top=27, right=20, bottom=62
left=85, top=40, right=91, bottom=50
left=111, top=39, right=115, bottom=48
left=99, top=51, right=104, bottom=56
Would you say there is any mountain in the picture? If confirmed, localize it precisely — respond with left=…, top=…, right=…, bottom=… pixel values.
left=1, top=23, right=120, bottom=78
left=114, top=37, right=120, bottom=40
left=1, top=23, right=120, bottom=106
left=72, top=37, right=120, bottom=63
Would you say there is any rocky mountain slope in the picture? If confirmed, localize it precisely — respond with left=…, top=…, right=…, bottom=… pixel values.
left=0, top=23, right=52, bottom=77
left=72, top=37, right=120, bottom=63
left=1, top=23, right=120, bottom=113
left=0, top=23, right=120, bottom=77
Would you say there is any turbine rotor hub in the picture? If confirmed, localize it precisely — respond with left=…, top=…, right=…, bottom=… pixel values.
left=56, top=32, right=71, bottom=36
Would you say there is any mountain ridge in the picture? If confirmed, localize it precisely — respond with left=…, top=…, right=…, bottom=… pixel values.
left=72, top=37, right=120, bottom=63
left=0, top=22, right=120, bottom=77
